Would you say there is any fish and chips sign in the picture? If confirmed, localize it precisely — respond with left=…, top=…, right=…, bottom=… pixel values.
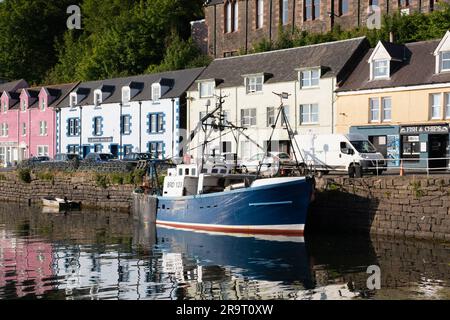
left=400, top=124, right=449, bottom=135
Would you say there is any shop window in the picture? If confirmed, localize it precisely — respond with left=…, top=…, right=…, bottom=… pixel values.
left=402, top=135, right=420, bottom=161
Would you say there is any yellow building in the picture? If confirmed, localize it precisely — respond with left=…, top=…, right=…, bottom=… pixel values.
left=336, top=31, right=450, bottom=169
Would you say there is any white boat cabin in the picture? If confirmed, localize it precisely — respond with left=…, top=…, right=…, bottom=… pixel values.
left=162, top=163, right=255, bottom=198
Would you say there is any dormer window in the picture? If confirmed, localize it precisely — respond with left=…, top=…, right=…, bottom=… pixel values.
left=21, top=100, right=27, bottom=112
left=373, top=59, right=389, bottom=79
left=40, top=98, right=46, bottom=111
left=70, top=93, right=77, bottom=108
left=94, top=90, right=102, bottom=107
left=441, top=52, right=450, bottom=72
left=245, top=75, right=263, bottom=93
left=199, top=81, right=215, bottom=98
left=152, top=84, right=161, bottom=103
left=1, top=101, right=6, bottom=113
left=300, top=69, right=320, bottom=88
left=122, top=87, right=131, bottom=106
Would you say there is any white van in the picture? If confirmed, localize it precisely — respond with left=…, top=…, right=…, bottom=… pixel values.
left=293, top=134, right=386, bottom=177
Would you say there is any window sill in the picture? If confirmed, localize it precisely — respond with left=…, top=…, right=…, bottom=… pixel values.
left=300, top=86, right=320, bottom=90
left=246, top=91, right=263, bottom=95
left=300, top=123, right=319, bottom=126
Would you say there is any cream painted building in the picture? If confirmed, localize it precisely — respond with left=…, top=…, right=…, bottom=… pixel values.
left=336, top=31, right=450, bottom=169
left=186, top=37, right=369, bottom=162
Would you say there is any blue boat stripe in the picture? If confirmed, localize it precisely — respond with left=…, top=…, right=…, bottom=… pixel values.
left=249, top=201, right=293, bottom=207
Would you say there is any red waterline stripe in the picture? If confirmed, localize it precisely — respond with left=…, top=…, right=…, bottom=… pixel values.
left=156, top=221, right=305, bottom=236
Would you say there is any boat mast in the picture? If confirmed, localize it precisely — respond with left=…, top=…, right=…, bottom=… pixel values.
left=256, top=92, right=306, bottom=178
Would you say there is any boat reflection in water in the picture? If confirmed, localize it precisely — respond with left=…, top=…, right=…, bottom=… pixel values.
left=155, top=226, right=315, bottom=299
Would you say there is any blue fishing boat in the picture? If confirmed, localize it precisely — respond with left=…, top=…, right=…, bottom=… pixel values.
left=157, top=168, right=314, bottom=236
left=154, top=92, right=315, bottom=236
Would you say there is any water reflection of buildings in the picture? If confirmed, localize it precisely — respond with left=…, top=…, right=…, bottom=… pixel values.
left=1, top=205, right=449, bottom=300
left=0, top=229, right=54, bottom=298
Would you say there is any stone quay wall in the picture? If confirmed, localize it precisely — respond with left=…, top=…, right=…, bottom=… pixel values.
left=310, top=175, right=450, bottom=242
left=0, top=172, right=135, bottom=212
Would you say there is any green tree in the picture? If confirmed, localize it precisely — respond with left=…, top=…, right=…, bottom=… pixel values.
left=0, top=0, right=82, bottom=84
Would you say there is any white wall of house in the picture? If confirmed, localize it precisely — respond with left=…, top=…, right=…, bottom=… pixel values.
left=187, top=77, right=336, bottom=161
left=59, top=97, right=181, bottom=159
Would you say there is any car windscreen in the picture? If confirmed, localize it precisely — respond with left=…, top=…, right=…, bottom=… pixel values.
left=350, top=140, right=377, bottom=153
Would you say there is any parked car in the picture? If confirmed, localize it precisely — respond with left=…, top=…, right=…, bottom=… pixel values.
left=122, top=153, right=153, bottom=162
left=30, top=156, right=51, bottom=163
left=84, top=153, right=115, bottom=162
left=53, top=153, right=82, bottom=162
left=240, top=153, right=280, bottom=175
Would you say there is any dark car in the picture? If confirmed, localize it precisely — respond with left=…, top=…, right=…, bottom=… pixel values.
left=84, top=153, right=115, bottom=162
left=122, top=153, right=153, bottom=162
left=54, top=153, right=82, bottom=162
left=31, top=156, right=51, bottom=163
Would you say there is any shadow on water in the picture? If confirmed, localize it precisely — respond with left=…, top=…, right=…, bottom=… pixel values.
left=0, top=203, right=448, bottom=300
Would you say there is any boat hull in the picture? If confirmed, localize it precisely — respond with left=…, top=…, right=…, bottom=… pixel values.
left=156, top=177, right=314, bottom=236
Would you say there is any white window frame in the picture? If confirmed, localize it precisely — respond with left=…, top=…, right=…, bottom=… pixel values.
left=1, top=123, right=8, bottom=137
left=441, top=51, right=450, bottom=72
left=245, top=76, right=263, bottom=94
left=369, top=98, right=380, bottom=122
left=70, top=93, right=77, bottom=108
left=199, top=82, right=215, bottom=98
left=226, top=2, right=232, bottom=33
left=94, top=117, right=102, bottom=136
left=257, top=0, right=264, bottom=28
left=267, top=107, right=275, bottom=127
left=94, top=90, right=102, bottom=107
left=1, top=100, right=6, bottom=113
left=39, top=121, right=48, bottom=136
left=122, top=87, right=131, bottom=106
left=152, top=84, right=161, bottom=103
left=21, top=99, right=27, bottom=112
left=122, top=115, right=131, bottom=134
left=40, top=98, right=46, bottom=111
left=430, top=93, right=442, bottom=120
left=373, top=59, right=390, bottom=79
left=445, top=93, right=450, bottom=119
left=37, top=145, right=49, bottom=156
left=233, top=1, right=239, bottom=31
left=282, top=0, right=289, bottom=25
left=300, top=69, right=320, bottom=88
left=300, top=104, right=319, bottom=125
left=382, top=97, right=392, bottom=122
left=22, top=123, right=26, bottom=136
left=241, top=108, right=257, bottom=127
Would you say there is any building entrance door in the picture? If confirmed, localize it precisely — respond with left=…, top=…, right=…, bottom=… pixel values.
left=369, top=136, right=387, bottom=159
left=429, top=134, right=448, bottom=170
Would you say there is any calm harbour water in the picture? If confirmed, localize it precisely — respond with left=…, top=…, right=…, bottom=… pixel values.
left=0, top=204, right=448, bottom=300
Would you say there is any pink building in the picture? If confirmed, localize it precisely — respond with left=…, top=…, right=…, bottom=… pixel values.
left=0, top=81, right=77, bottom=165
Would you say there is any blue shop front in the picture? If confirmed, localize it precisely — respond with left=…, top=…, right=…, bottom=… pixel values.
left=350, top=123, right=450, bottom=170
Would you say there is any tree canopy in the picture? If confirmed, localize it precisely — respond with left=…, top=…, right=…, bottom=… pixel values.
left=0, top=0, right=206, bottom=85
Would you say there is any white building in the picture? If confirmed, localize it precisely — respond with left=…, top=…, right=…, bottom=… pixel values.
left=56, top=68, right=204, bottom=159
left=186, top=37, right=369, bottom=161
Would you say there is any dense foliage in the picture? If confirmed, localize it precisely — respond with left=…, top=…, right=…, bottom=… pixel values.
left=0, top=0, right=207, bottom=85
left=249, top=3, right=450, bottom=54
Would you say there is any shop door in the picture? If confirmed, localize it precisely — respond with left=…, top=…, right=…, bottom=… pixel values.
left=369, top=136, right=387, bottom=158
left=429, top=135, right=448, bottom=170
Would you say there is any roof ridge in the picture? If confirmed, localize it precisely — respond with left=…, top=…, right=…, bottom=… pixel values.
left=214, top=36, right=367, bottom=61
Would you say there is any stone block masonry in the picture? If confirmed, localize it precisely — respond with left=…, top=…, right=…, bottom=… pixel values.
left=0, top=172, right=135, bottom=212
left=309, top=175, right=450, bottom=242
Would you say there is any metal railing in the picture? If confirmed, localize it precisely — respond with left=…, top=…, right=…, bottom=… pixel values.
left=304, top=156, right=450, bottom=178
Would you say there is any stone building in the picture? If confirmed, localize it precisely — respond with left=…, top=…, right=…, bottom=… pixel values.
left=204, top=0, right=446, bottom=58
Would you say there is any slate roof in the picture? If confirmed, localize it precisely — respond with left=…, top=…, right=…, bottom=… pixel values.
left=57, top=67, right=205, bottom=108
left=190, top=37, right=369, bottom=90
left=18, top=83, right=79, bottom=109
left=338, top=39, right=450, bottom=92
left=0, top=79, right=28, bottom=94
